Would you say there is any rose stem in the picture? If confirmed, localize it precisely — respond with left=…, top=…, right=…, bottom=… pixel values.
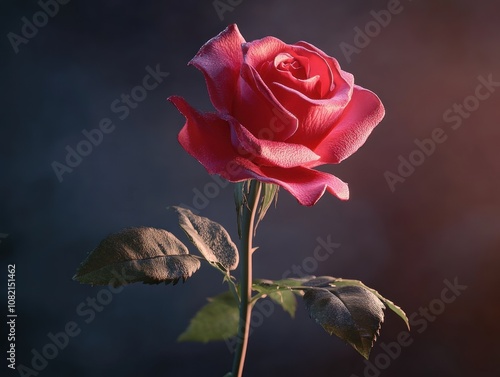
left=232, top=180, right=262, bottom=377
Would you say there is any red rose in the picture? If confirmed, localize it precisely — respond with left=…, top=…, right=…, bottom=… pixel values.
left=169, top=24, right=384, bottom=206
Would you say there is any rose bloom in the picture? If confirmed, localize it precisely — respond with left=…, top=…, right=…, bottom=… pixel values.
left=169, top=24, right=384, bottom=206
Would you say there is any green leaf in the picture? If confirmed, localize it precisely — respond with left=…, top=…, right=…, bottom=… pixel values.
left=303, top=285, right=385, bottom=359
left=178, top=291, right=239, bottom=342
left=252, top=279, right=298, bottom=317
left=329, top=278, right=410, bottom=330
left=234, top=181, right=249, bottom=239
left=234, top=181, right=278, bottom=238
left=254, top=183, right=278, bottom=233
left=73, top=227, right=200, bottom=287
left=303, top=276, right=337, bottom=287
left=272, top=277, right=311, bottom=288
left=172, top=206, right=239, bottom=271
left=268, top=290, right=297, bottom=318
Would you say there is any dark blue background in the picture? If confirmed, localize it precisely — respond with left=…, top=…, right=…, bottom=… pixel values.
left=1, top=1, right=499, bottom=376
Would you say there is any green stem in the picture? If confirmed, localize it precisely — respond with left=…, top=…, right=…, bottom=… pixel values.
left=231, top=180, right=262, bottom=377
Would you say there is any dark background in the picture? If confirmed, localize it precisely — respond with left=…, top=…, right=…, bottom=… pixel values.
left=1, top=1, right=499, bottom=376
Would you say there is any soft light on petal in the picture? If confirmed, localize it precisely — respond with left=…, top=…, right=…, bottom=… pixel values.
left=168, top=96, right=237, bottom=174
left=189, top=24, right=246, bottom=113
left=227, top=116, right=321, bottom=168
left=246, top=165, right=350, bottom=206
left=312, top=86, right=385, bottom=165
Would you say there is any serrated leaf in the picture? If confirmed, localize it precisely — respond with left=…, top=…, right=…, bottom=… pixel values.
left=330, top=278, right=410, bottom=330
left=74, top=227, right=200, bottom=287
left=172, top=206, right=239, bottom=271
left=178, top=291, right=239, bottom=342
left=303, top=286, right=385, bottom=359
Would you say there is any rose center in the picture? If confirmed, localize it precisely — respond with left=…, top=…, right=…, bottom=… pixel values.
left=275, top=53, right=307, bottom=80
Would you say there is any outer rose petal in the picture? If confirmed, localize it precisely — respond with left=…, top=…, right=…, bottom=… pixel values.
left=189, top=24, right=245, bottom=113
left=246, top=165, right=349, bottom=206
left=168, top=95, right=348, bottom=206
left=227, top=116, right=320, bottom=168
left=169, top=96, right=238, bottom=174
left=312, top=86, right=385, bottom=165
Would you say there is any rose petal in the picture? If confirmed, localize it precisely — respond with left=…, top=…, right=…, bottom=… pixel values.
left=312, top=86, right=385, bottom=165
left=245, top=165, right=350, bottom=206
left=243, top=39, right=356, bottom=149
left=244, top=37, right=335, bottom=98
left=189, top=24, right=245, bottom=113
left=242, top=36, right=288, bottom=69
left=295, top=41, right=356, bottom=99
left=260, top=55, right=322, bottom=99
left=234, top=63, right=299, bottom=141
left=169, top=96, right=348, bottom=205
left=227, top=116, right=321, bottom=168
left=295, top=41, right=354, bottom=85
left=274, top=53, right=308, bottom=79
left=167, top=96, right=265, bottom=184
left=169, top=96, right=238, bottom=174
left=292, top=44, right=336, bottom=97
left=244, top=38, right=333, bottom=91
left=271, top=81, right=353, bottom=149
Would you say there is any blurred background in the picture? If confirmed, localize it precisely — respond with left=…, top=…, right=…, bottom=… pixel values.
left=1, top=0, right=499, bottom=376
